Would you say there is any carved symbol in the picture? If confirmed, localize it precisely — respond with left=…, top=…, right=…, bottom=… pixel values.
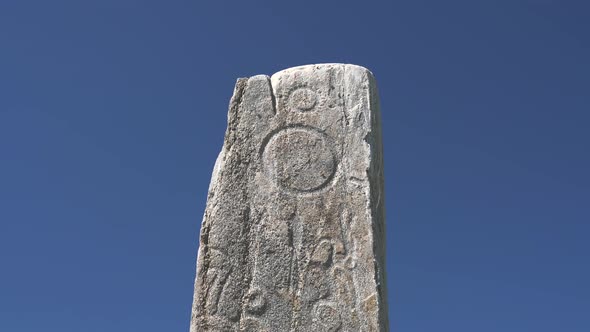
left=315, top=303, right=342, bottom=331
left=262, top=126, right=337, bottom=194
left=288, top=87, right=318, bottom=112
left=310, top=240, right=333, bottom=267
left=244, top=288, right=267, bottom=315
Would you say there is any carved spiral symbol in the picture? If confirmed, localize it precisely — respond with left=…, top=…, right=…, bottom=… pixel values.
left=288, top=88, right=318, bottom=112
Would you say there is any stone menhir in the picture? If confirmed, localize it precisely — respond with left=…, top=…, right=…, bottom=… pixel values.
left=190, top=64, right=388, bottom=331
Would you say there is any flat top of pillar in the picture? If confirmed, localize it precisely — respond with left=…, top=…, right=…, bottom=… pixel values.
left=270, top=63, right=375, bottom=80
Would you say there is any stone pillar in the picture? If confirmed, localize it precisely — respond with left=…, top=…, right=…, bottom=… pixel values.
left=190, top=64, right=388, bottom=331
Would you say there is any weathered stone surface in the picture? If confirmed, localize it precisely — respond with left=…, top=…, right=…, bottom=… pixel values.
left=190, top=64, right=388, bottom=331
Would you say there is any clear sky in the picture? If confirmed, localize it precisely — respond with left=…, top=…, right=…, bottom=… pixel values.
left=1, top=1, right=589, bottom=331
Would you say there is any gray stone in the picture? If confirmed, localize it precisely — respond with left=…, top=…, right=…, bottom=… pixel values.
left=190, top=64, right=388, bottom=331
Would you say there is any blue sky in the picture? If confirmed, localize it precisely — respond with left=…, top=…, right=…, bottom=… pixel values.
left=1, top=1, right=589, bottom=331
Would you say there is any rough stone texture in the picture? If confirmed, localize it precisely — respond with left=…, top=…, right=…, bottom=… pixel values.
left=190, top=64, right=388, bottom=331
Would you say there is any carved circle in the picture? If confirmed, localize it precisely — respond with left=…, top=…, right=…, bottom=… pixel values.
left=245, top=288, right=266, bottom=315
left=315, top=304, right=342, bottom=331
left=262, top=126, right=337, bottom=194
left=288, top=88, right=318, bottom=111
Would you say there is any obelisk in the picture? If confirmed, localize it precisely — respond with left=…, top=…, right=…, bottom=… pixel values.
left=190, top=64, right=388, bottom=331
